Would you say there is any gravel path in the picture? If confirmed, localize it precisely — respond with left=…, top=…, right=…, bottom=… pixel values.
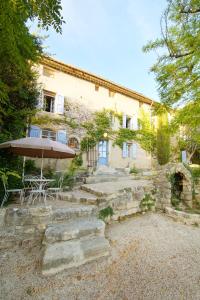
left=1, top=213, right=200, bottom=300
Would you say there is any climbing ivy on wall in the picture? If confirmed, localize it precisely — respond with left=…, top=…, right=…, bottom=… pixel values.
left=80, top=109, right=113, bottom=151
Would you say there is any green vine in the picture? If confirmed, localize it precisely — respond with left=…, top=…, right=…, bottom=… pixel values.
left=80, top=109, right=113, bottom=151
left=114, top=128, right=137, bottom=148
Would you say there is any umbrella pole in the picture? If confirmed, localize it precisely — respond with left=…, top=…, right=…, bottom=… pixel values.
left=22, top=156, right=26, bottom=182
left=41, top=150, right=44, bottom=179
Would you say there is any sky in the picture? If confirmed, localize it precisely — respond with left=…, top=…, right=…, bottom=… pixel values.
left=32, top=0, right=167, bottom=102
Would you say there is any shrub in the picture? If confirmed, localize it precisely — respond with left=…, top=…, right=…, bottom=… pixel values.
left=140, top=194, right=155, bottom=211
left=130, top=166, right=139, bottom=174
left=99, top=206, right=114, bottom=221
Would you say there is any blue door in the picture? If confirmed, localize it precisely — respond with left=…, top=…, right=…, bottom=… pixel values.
left=98, top=140, right=108, bottom=165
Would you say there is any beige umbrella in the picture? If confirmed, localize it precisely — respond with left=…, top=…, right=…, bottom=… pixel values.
left=0, top=137, right=75, bottom=178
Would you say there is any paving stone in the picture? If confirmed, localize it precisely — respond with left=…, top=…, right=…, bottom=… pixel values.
left=52, top=205, right=96, bottom=222
left=44, top=217, right=105, bottom=244
left=42, top=236, right=110, bottom=276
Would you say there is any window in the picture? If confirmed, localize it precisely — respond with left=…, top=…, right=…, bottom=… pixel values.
left=43, top=91, right=55, bottom=113
left=68, top=137, right=79, bottom=149
left=122, top=142, right=137, bottom=159
left=41, top=129, right=56, bottom=141
left=122, top=115, right=138, bottom=130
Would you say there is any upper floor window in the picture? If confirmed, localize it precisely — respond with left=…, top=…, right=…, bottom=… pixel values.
left=43, top=91, right=55, bottom=113
left=42, top=91, right=65, bottom=114
left=122, top=114, right=138, bottom=130
left=68, top=137, right=80, bottom=150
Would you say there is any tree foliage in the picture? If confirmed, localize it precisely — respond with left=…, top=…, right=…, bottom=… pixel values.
left=143, top=0, right=200, bottom=107
left=0, top=0, right=64, bottom=171
left=157, top=112, right=171, bottom=165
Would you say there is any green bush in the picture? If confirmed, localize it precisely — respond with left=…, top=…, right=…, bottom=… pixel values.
left=140, top=194, right=155, bottom=211
left=99, top=206, right=114, bottom=221
left=130, top=166, right=139, bottom=174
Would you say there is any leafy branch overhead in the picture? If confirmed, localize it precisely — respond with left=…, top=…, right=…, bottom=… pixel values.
left=143, top=0, right=200, bottom=107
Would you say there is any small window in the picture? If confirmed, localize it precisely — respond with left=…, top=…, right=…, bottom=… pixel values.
left=42, top=129, right=56, bottom=141
left=43, top=66, right=55, bottom=77
left=68, top=137, right=80, bottom=150
left=109, top=90, right=115, bottom=97
left=95, top=85, right=99, bottom=91
left=43, top=91, right=55, bottom=113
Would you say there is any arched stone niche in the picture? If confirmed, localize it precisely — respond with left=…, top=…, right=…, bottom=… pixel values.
left=154, top=163, right=193, bottom=209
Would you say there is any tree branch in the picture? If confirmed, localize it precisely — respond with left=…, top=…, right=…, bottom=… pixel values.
left=169, top=51, right=194, bottom=58
left=180, top=8, right=200, bottom=14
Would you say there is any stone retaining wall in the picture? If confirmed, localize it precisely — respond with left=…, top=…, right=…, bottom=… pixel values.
left=165, top=207, right=200, bottom=226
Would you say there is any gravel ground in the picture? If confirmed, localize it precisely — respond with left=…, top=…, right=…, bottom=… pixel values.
left=1, top=212, right=200, bottom=300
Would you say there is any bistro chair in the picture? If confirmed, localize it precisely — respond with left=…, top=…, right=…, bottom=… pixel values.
left=1, top=179, right=24, bottom=208
left=47, top=173, right=64, bottom=201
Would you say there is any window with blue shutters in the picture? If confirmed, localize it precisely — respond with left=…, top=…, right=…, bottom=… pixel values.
left=29, top=125, right=41, bottom=138
left=57, top=130, right=67, bottom=144
left=122, top=142, right=127, bottom=158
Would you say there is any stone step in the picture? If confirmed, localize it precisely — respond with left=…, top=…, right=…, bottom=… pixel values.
left=85, top=175, right=133, bottom=184
left=59, top=190, right=99, bottom=205
left=81, top=179, right=154, bottom=197
left=52, top=205, right=97, bottom=222
left=44, top=217, right=105, bottom=244
left=42, top=236, right=110, bottom=276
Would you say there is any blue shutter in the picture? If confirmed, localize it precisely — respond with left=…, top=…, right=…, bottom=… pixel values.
left=29, top=125, right=41, bottom=138
left=181, top=150, right=187, bottom=163
left=57, top=130, right=67, bottom=144
left=132, top=143, right=137, bottom=159
left=122, top=142, right=127, bottom=158
left=122, top=115, right=127, bottom=128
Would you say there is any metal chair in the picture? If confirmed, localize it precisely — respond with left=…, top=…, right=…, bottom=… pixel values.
left=47, top=173, right=64, bottom=201
left=1, top=180, right=24, bottom=207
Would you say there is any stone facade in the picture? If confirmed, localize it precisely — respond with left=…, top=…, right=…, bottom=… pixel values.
left=31, top=57, right=155, bottom=172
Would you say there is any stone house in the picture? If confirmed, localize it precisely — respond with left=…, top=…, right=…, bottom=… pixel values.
left=30, top=56, right=156, bottom=172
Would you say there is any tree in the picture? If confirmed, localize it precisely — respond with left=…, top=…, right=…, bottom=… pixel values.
left=143, top=0, right=200, bottom=107
left=0, top=0, right=64, bottom=173
left=171, top=100, right=200, bottom=162
left=156, top=112, right=171, bottom=165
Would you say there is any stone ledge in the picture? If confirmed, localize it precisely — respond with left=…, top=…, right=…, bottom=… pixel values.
left=165, top=207, right=200, bottom=225
left=42, top=236, right=110, bottom=276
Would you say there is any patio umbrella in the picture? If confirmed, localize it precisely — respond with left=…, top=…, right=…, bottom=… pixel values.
left=0, top=137, right=76, bottom=179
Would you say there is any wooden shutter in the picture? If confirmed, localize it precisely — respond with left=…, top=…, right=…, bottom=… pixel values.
left=37, top=90, right=44, bottom=109
left=130, top=117, right=134, bottom=130
left=133, top=116, right=138, bottom=130
left=29, top=125, right=41, bottom=138
left=122, top=115, right=127, bottom=128
left=57, top=130, right=67, bottom=144
left=132, top=143, right=137, bottom=159
left=122, top=142, right=127, bottom=158
left=181, top=150, right=187, bottom=163
left=55, top=94, right=64, bottom=114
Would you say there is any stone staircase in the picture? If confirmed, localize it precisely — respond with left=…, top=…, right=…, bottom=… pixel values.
left=85, top=165, right=132, bottom=184
left=42, top=204, right=110, bottom=276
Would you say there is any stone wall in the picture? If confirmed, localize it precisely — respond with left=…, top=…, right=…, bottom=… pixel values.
left=165, top=207, right=200, bottom=226
left=154, top=163, right=193, bottom=209
left=99, top=184, right=156, bottom=221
